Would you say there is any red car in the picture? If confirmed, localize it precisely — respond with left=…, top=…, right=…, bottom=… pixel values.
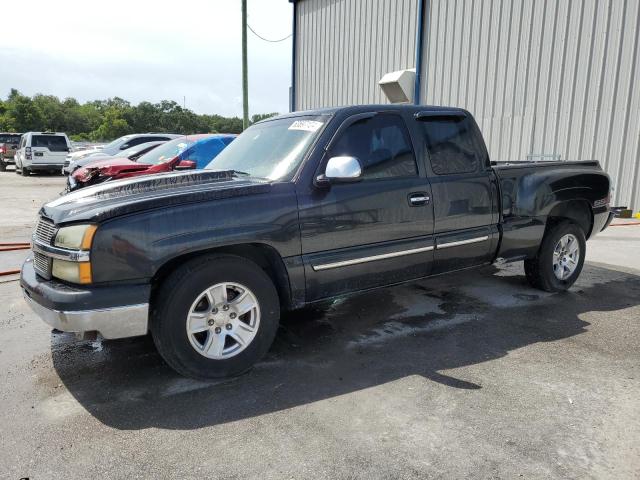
left=67, top=134, right=235, bottom=191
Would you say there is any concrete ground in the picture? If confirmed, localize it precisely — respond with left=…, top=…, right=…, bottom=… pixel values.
left=0, top=168, right=638, bottom=479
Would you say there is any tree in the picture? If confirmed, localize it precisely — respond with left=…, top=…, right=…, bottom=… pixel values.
left=91, top=107, right=131, bottom=140
left=0, top=88, right=278, bottom=140
left=251, top=112, right=278, bottom=124
left=7, top=94, right=45, bottom=132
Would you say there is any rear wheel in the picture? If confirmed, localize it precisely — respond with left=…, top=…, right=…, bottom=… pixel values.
left=151, top=254, right=280, bottom=379
left=22, top=166, right=30, bottom=176
left=0, top=158, right=6, bottom=172
left=524, top=220, right=586, bottom=292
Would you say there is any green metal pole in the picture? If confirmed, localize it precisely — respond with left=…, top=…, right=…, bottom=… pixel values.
left=242, top=0, right=249, bottom=130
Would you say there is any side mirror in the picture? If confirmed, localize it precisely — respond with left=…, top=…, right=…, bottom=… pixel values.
left=119, top=144, right=129, bottom=150
left=316, top=156, right=362, bottom=186
left=175, top=159, right=196, bottom=170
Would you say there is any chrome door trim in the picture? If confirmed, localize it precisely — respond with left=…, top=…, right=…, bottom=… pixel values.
left=312, top=245, right=434, bottom=271
left=437, top=235, right=489, bottom=249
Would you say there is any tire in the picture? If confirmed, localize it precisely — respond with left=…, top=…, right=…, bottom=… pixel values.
left=524, top=220, right=586, bottom=292
left=22, top=166, right=30, bottom=176
left=0, top=158, right=6, bottom=172
left=151, top=254, right=280, bottom=379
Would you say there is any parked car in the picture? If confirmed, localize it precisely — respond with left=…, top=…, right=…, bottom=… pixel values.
left=64, top=133, right=181, bottom=171
left=14, top=132, right=71, bottom=175
left=62, top=140, right=166, bottom=175
left=67, top=134, right=236, bottom=191
left=0, top=133, right=22, bottom=171
left=21, top=105, right=613, bottom=379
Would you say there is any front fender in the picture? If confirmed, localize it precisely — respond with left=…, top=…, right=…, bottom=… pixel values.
left=90, top=184, right=300, bottom=283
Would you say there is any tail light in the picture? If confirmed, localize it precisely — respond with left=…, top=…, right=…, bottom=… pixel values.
left=25, top=147, right=32, bottom=160
left=0, top=145, right=5, bottom=154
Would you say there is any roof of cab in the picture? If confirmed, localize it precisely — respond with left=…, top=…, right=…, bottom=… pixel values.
left=265, top=104, right=470, bottom=121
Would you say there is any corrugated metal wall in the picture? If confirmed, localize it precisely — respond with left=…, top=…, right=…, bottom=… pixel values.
left=294, top=0, right=640, bottom=210
left=295, top=0, right=418, bottom=110
left=421, top=0, right=640, bottom=211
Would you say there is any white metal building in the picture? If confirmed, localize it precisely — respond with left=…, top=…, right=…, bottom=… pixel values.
left=291, top=0, right=640, bottom=211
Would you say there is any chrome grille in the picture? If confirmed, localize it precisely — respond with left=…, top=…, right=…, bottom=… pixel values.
left=33, top=252, right=52, bottom=279
left=35, top=217, right=57, bottom=245
left=33, top=217, right=57, bottom=279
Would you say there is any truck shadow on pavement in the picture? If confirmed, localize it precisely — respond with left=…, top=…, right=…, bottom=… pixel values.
left=48, top=263, right=640, bottom=430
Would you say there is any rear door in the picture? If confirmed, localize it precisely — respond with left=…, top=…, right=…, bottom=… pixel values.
left=298, top=111, right=435, bottom=301
left=416, top=112, right=499, bottom=274
left=31, top=134, right=69, bottom=165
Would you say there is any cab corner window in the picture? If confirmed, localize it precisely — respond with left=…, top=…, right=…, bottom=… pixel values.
left=329, top=114, right=418, bottom=180
left=422, top=117, right=482, bottom=175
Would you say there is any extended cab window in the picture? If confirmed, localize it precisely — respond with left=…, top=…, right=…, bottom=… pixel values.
left=422, top=117, right=482, bottom=175
left=330, top=114, right=417, bottom=180
left=31, top=135, right=68, bottom=151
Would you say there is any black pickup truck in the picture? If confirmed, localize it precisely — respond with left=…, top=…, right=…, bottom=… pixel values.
left=21, top=105, right=613, bottom=379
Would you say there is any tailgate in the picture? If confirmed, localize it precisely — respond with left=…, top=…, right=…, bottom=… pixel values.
left=31, top=135, right=69, bottom=164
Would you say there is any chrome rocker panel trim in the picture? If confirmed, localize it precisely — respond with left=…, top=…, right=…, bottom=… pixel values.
left=23, top=291, right=148, bottom=339
left=312, top=235, right=489, bottom=271
left=312, top=245, right=435, bottom=271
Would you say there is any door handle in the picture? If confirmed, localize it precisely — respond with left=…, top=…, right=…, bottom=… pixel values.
left=408, top=193, right=430, bottom=206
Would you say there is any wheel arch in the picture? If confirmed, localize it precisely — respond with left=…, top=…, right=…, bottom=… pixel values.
left=151, top=243, right=294, bottom=310
left=546, top=199, right=594, bottom=239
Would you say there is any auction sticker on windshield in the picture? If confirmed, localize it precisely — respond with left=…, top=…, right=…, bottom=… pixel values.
left=288, top=120, right=323, bottom=132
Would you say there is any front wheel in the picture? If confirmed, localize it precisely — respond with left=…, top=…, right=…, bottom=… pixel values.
left=151, top=254, right=280, bottom=379
left=524, top=220, right=586, bottom=292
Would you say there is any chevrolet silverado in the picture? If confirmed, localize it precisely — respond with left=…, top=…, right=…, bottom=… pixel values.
left=21, top=105, right=613, bottom=379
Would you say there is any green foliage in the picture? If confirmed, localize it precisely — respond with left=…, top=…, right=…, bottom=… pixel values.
left=251, top=112, right=278, bottom=124
left=0, top=89, right=278, bottom=141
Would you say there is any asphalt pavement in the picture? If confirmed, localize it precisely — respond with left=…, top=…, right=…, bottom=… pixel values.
left=0, top=169, right=638, bottom=479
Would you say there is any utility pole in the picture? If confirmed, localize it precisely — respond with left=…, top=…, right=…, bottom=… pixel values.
left=241, top=0, right=249, bottom=130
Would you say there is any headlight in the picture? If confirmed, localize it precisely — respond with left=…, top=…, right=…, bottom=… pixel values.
left=52, top=259, right=92, bottom=284
left=54, top=224, right=97, bottom=249
left=53, top=224, right=97, bottom=284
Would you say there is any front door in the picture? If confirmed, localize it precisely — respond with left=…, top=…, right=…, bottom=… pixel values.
left=297, top=112, right=435, bottom=301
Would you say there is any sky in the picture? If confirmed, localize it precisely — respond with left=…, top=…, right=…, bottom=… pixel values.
left=0, top=0, right=293, bottom=117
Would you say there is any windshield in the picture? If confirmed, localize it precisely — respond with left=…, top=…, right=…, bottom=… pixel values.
left=137, top=137, right=192, bottom=165
left=204, top=116, right=326, bottom=180
left=100, top=135, right=132, bottom=152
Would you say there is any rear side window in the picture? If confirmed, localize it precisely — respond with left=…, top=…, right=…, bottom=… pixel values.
left=329, top=114, right=417, bottom=180
left=421, top=117, right=483, bottom=175
left=31, top=135, right=68, bottom=151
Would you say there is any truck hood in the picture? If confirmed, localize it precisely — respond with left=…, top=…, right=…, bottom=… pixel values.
left=43, top=170, right=271, bottom=224
left=72, top=157, right=152, bottom=182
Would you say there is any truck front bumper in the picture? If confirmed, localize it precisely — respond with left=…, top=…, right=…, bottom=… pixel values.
left=20, top=257, right=150, bottom=339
